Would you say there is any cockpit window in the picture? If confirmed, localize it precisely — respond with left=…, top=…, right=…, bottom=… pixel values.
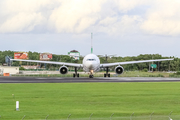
left=87, top=59, right=96, bottom=61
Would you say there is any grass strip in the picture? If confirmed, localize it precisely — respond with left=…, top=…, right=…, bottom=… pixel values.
left=0, top=82, right=180, bottom=119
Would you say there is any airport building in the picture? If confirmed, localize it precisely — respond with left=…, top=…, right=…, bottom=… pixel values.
left=68, top=50, right=80, bottom=60
left=0, top=66, right=19, bottom=74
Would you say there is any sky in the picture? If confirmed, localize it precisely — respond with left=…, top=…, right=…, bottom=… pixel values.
left=0, top=0, right=180, bottom=57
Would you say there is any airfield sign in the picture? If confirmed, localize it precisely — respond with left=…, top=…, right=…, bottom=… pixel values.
left=151, top=64, right=157, bottom=68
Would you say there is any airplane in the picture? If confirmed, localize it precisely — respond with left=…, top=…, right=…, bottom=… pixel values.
left=10, top=34, right=174, bottom=78
left=10, top=51, right=174, bottom=78
left=10, top=53, right=173, bottom=78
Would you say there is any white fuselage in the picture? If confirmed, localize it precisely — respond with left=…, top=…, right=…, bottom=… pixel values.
left=82, top=54, right=100, bottom=72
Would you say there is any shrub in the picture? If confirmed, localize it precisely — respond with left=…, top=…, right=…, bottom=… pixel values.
left=19, top=67, right=25, bottom=70
left=176, top=71, right=180, bottom=75
left=142, top=68, right=148, bottom=72
left=149, top=74, right=164, bottom=77
left=157, top=74, right=164, bottom=77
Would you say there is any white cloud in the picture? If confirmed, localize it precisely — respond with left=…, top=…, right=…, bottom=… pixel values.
left=0, top=0, right=146, bottom=34
left=0, top=0, right=55, bottom=33
left=0, top=0, right=52, bottom=14
left=0, top=12, right=44, bottom=33
left=97, top=15, right=142, bottom=35
left=114, top=0, right=151, bottom=13
left=49, top=0, right=105, bottom=33
left=0, top=0, right=180, bottom=36
left=141, top=0, right=180, bottom=36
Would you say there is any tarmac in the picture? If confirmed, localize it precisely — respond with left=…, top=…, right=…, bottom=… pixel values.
left=1, top=76, right=180, bottom=83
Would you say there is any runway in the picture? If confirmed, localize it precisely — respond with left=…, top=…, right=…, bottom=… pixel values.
left=1, top=76, right=180, bottom=83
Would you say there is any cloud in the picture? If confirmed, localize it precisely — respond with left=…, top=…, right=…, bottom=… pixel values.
left=0, top=0, right=53, bottom=14
left=113, top=0, right=151, bottom=13
left=0, top=12, right=44, bottom=33
left=141, top=0, right=180, bottom=36
left=0, top=0, right=180, bottom=36
left=0, top=0, right=146, bottom=34
left=48, top=0, right=105, bottom=33
left=96, top=15, right=143, bottom=35
left=0, top=0, right=54, bottom=33
left=49, top=0, right=145, bottom=34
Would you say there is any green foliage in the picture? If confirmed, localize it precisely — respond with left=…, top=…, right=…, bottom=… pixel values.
left=169, top=71, right=180, bottom=77
left=0, top=50, right=178, bottom=71
left=175, top=71, right=180, bottom=75
left=0, top=50, right=14, bottom=64
left=148, top=74, right=164, bottom=77
left=120, top=71, right=169, bottom=77
left=19, top=67, right=25, bottom=70
left=142, top=68, right=148, bottom=72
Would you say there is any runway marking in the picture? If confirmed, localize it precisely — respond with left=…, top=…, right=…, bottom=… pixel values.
left=54, top=78, right=62, bottom=79
left=36, top=78, right=48, bottom=79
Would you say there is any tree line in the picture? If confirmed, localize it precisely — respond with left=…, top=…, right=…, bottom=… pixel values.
left=0, top=50, right=178, bottom=71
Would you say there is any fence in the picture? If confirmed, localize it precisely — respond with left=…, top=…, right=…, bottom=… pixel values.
left=3, top=112, right=178, bottom=120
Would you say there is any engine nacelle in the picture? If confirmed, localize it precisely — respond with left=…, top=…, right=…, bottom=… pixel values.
left=59, top=66, right=68, bottom=74
left=115, top=66, right=124, bottom=75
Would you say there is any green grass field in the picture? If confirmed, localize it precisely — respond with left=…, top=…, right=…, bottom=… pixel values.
left=1, top=82, right=180, bottom=120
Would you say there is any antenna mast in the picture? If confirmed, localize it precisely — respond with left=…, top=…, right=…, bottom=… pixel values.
left=91, top=33, right=93, bottom=53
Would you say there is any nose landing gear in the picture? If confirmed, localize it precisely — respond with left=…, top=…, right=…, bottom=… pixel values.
left=89, top=74, right=94, bottom=78
left=89, top=70, right=94, bottom=78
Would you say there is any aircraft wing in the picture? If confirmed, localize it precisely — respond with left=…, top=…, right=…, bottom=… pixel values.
left=100, top=58, right=174, bottom=67
left=10, top=59, right=83, bottom=68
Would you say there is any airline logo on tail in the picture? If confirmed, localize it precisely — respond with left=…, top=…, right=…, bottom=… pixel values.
left=91, top=33, right=93, bottom=54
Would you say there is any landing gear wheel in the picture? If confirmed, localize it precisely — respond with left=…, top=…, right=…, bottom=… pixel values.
left=89, top=75, right=94, bottom=78
left=73, top=67, right=79, bottom=78
left=73, top=73, right=79, bottom=78
left=108, top=74, right=110, bottom=77
left=104, top=67, right=109, bottom=78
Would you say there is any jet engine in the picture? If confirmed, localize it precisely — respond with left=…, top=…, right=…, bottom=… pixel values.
left=115, top=66, right=124, bottom=75
left=59, top=66, right=68, bottom=74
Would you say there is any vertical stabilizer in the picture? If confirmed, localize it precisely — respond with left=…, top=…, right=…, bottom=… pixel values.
left=91, top=33, right=93, bottom=53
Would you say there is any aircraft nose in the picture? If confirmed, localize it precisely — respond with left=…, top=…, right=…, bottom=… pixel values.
left=86, top=62, right=93, bottom=68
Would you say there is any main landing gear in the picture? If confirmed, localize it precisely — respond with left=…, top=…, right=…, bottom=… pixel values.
left=73, top=67, right=79, bottom=78
left=104, top=67, right=110, bottom=77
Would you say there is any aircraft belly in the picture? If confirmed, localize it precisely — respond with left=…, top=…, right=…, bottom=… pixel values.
left=83, top=65, right=100, bottom=72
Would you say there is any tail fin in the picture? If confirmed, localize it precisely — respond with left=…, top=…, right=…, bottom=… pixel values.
left=91, top=33, right=93, bottom=53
